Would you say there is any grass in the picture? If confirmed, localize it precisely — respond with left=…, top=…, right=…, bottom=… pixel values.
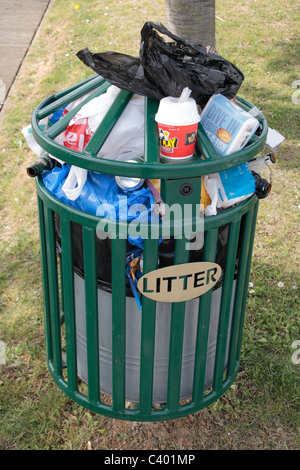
left=0, top=0, right=299, bottom=450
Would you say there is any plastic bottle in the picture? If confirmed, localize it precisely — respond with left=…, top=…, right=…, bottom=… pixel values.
left=27, top=153, right=57, bottom=177
left=251, top=171, right=272, bottom=199
left=247, top=153, right=276, bottom=173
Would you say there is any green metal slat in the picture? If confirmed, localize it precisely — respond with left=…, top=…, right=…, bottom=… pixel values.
left=32, top=82, right=268, bottom=178
left=166, top=237, right=190, bottom=411
left=195, top=122, right=220, bottom=160
left=235, top=200, right=259, bottom=362
left=111, top=237, right=127, bottom=411
left=226, top=207, right=256, bottom=378
left=32, top=74, right=266, bottom=421
left=212, top=219, right=241, bottom=393
left=37, top=175, right=256, bottom=233
left=37, top=75, right=105, bottom=120
left=84, top=89, right=133, bottom=156
left=44, top=206, right=63, bottom=378
left=35, top=182, right=260, bottom=421
left=52, top=74, right=100, bottom=100
left=60, top=217, right=78, bottom=392
left=45, top=82, right=111, bottom=140
left=144, top=97, right=160, bottom=164
left=139, top=238, right=159, bottom=414
left=192, top=228, right=219, bottom=402
left=37, top=196, right=52, bottom=363
left=82, top=226, right=100, bottom=404
left=59, top=256, right=64, bottom=324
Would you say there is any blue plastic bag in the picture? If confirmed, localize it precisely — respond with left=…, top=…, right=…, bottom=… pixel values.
left=48, top=106, right=67, bottom=126
left=42, top=164, right=156, bottom=248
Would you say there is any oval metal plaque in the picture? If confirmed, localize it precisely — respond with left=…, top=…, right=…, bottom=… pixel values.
left=137, top=262, right=222, bottom=303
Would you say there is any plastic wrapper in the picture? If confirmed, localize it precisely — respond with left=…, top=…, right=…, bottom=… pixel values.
left=22, top=119, right=48, bottom=158
left=77, top=21, right=244, bottom=107
left=58, top=86, right=144, bottom=161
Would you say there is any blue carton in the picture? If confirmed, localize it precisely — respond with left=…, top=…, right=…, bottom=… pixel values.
left=200, top=94, right=259, bottom=156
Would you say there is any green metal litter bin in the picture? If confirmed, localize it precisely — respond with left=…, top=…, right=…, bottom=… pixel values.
left=30, top=75, right=267, bottom=421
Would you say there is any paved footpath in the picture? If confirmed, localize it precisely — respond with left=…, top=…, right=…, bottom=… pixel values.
left=0, top=0, right=50, bottom=111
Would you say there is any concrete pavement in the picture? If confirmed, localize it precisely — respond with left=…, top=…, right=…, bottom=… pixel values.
left=0, top=0, right=50, bottom=111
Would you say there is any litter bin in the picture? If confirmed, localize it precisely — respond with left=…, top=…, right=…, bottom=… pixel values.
left=30, top=74, right=267, bottom=421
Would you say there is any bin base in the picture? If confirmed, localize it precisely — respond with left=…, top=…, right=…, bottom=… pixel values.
left=74, top=272, right=236, bottom=404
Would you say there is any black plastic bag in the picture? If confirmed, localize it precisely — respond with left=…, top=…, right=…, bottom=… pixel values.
left=77, top=21, right=244, bottom=107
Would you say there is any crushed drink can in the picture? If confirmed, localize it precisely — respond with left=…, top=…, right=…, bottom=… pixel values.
left=115, top=157, right=145, bottom=191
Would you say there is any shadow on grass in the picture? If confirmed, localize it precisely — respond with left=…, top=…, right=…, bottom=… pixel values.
left=266, top=37, right=300, bottom=75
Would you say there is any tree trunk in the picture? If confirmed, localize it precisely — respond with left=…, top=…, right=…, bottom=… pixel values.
left=165, top=0, right=215, bottom=46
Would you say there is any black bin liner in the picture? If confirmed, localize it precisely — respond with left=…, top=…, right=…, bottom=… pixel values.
left=77, top=21, right=244, bottom=108
left=54, top=214, right=234, bottom=297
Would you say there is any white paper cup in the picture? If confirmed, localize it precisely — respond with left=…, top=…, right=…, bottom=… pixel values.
left=155, top=95, right=200, bottom=160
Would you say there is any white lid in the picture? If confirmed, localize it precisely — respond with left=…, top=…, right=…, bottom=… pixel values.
left=155, top=95, right=200, bottom=126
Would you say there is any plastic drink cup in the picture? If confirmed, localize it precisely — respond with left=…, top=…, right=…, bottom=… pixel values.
left=155, top=88, right=200, bottom=160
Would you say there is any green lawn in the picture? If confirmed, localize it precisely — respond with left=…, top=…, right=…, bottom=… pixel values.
left=0, top=0, right=299, bottom=450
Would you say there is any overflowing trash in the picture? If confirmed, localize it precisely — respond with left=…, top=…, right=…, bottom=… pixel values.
left=77, top=22, right=244, bottom=108
left=57, top=86, right=144, bottom=161
left=25, top=21, right=285, bottom=308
